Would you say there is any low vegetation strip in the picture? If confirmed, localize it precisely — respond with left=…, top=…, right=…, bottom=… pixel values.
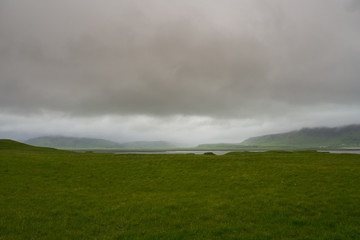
left=1, top=140, right=360, bottom=239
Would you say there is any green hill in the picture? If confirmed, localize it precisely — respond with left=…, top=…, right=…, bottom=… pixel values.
left=241, top=124, right=360, bottom=147
left=0, top=139, right=40, bottom=150
left=25, top=136, right=176, bottom=149
left=0, top=139, right=59, bottom=152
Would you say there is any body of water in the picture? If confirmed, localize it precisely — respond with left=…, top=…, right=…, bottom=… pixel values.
left=108, top=150, right=233, bottom=155
left=79, top=150, right=360, bottom=155
left=318, top=150, right=360, bottom=154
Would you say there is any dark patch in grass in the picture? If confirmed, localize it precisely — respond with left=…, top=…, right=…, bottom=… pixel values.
left=203, top=152, right=216, bottom=155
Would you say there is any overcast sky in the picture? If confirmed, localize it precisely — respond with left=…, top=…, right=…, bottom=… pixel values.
left=1, top=0, right=360, bottom=145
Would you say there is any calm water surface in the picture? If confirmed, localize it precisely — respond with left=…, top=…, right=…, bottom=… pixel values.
left=114, top=151, right=234, bottom=155
left=76, top=150, right=360, bottom=155
left=318, top=150, right=360, bottom=154
left=98, top=150, right=360, bottom=155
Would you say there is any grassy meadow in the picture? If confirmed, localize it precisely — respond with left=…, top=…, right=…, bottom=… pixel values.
left=1, top=140, right=360, bottom=239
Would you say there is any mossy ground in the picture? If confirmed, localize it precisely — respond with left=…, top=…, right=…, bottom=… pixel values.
left=1, top=140, right=359, bottom=239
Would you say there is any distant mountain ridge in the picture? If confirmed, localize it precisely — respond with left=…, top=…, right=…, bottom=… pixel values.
left=116, top=141, right=176, bottom=149
left=25, top=136, right=176, bottom=149
left=241, top=124, right=360, bottom=147
left=196, top=143, right=243, bottom=150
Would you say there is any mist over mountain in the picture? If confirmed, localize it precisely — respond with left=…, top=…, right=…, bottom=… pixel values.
left=116, top=141, right=176, bottom=149
left=25, top=136, right=176, bottom=149
left=195, top=124, right=360, bottom=149
left=241, top=124, right=360, bottom=147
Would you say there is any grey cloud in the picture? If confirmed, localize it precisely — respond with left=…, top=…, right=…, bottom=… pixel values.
left=0, top=0, right=360, bottom=120
left=347, top=0, right=360, bottom=11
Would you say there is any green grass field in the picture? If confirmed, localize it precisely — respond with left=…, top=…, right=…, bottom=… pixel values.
left=1, top=140, right=360, bottom=239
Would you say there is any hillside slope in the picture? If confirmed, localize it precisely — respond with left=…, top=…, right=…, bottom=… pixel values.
left=0, top=139, right=40, bottom=150
left=241, top=125, right=360, bottom=147
left=0, top=139, right=59, bottom=152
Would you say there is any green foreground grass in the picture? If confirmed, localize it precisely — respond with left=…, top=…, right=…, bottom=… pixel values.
left=1, top=140, right=360, bottom=239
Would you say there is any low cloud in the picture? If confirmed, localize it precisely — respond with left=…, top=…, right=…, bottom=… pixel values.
left=1, top=0, right=360, bottom=143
